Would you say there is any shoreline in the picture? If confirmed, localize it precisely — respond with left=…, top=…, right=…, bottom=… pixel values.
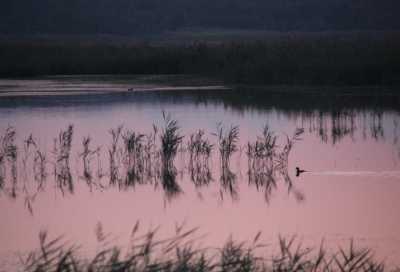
left=0, top=77, right=398, bottom=98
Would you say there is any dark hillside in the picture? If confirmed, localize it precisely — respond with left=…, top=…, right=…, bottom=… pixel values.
left=1, top=0, right=400, bottom=35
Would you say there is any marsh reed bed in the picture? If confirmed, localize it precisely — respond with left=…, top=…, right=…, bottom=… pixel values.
left=0, top=113, right=305, bottom=211
left=22, top=226, right=387, bottom=272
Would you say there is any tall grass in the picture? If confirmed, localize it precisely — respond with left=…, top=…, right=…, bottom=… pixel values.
left=80, top=136, right=100, bottom=187
left=144, top=125, right=160, bottom=181
left=275, top=128, right=305, bottom=201
left=52, top=125, right=74, bottom=194
left=0, top=119, right=308, bottom=208
left=109, top=125, right=123, bottom=185
left=247, top=125, right=278, bottom=203
left=214, top=124, right=239, bottom=169
left=160, top=112, right=184, bottom=200
left=22, top=227, right=387, bottom=272
left=245, top=126, right=305, bottom=203
left=0, top=114, right=319, bottom=210
left=22, top=134, right=36, bottom=172
left=122, top=130, right=146, bottom=185
left=187, top=130, right=213, bottom=186
left=275, top=128, right=304, bottom=177
left=0, top=126, right=17, bottom=196
left=20, top=134, right=47, bottom=188
left=247, top=125, right=277, bottom=175
left=80, top=136, right=92, bottom=183
left=213, top=124, right=239, bottom=199
left=33, top=147, right=47, bottom=186
left=161, top=112, right=184, bottom=170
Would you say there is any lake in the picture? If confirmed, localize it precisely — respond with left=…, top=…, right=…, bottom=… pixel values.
left=0, top=77, right=400, bottom=269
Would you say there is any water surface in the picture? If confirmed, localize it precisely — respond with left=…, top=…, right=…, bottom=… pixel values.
left=0, top=80, right=400, bottom=268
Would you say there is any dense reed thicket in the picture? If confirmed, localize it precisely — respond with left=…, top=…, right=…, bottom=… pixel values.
left=1, top=34, right=400, bottom=85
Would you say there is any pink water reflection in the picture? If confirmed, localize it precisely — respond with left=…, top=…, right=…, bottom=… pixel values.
left=0, top=97, right=400, bottom=268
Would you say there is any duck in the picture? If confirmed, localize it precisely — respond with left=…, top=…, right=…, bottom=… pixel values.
left=128, top=88, right=136, bottom=92
left=296, top=167, right=306, bottom=177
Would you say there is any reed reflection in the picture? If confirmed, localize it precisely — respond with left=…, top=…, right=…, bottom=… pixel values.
left=247, top=126, right=305, bottom=203
left=297, top=109, right=387, bottom=145
left=187, top=130, right=213, bottom=187
left=0, top=126, right=17, bottom=199
left=140, top=90, right=397, bottom=146
left=79, top=136, right=101, bottom=191
left=160, top=113, right=183, bottom=201
left=215, top=124, right=239, bottom=201
left=0, top=108, right=399, bottom=213
left=53, top=125, right=74, bottom=195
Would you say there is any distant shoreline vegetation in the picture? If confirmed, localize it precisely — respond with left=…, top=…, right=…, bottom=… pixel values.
left=1, top=33, right=400, bottom=85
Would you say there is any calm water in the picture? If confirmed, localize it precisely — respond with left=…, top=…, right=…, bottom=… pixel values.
left=0, top=82, right=400, bottom=268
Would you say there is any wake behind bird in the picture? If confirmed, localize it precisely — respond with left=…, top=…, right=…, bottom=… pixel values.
left=304, top=170, right=400, bottom=179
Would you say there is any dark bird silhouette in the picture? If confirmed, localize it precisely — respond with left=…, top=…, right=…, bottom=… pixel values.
left=128, top=88, right=135, bottom=92
left=296, top=167, right=306, bottom=177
